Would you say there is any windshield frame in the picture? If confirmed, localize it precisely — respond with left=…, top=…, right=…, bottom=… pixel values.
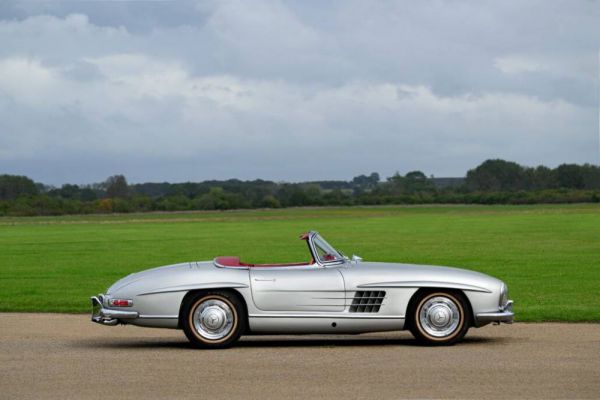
left=308, top=232, right=346, bottom=266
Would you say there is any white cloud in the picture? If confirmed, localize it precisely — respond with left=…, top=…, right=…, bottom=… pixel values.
left=494, top=56, right=544, bottom=75
left=0, top=58, right=58, bottom=105
left=0, top=13, right=126, bottom=39
left=0, top=2, right=598, bottom=184
left=0, top=51, right=590, bottom=168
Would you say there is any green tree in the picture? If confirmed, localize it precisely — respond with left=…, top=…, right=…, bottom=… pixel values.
left=466, top=159, right=526, bottom=191
left=404, top=171, right=434, bottom=193
left=531, top=166, right=556, bottom=189
left=352, top=172, right=380, bottom=190
left=385, top=170, right=434, bottom=194
left=0, top=175, right=39, bottom=200
left=261, top=194, right=281, bottom=208
left=581, top=164, right=600, bottom=189
left=195, top=187, right=229, bottom=210
left=58, top=184, right=80, bottom=199
left=556, top=164, right=585, bottom=189
left=105, top=175, right=129, bottom=198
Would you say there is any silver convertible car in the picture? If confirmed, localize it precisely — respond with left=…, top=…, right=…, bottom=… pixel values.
left=91, top=231, right=513, bottom=348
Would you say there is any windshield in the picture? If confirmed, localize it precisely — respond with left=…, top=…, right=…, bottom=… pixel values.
left=311, top=234, right=344, bottom=263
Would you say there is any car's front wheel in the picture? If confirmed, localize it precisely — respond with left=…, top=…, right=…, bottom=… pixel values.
left=409, top=291, right=470, bottom=346
left=182, top=291, right=245, bottom=349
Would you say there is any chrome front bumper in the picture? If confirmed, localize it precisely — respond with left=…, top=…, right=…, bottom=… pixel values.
left=475, top=300, right=514, bottom=326
left=91, top=295, right=139, bottom=326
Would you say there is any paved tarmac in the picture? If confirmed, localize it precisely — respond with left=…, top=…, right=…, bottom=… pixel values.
left=1, top=313, right=599, bottom=399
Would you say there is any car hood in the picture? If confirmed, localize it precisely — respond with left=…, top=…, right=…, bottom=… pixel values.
left=348, top=261, right=503, bottom=293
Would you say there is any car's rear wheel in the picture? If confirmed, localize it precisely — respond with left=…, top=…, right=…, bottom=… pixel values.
left=182, top=291, right=245, bottom=349
left=409, top=291, right=470, bottom=346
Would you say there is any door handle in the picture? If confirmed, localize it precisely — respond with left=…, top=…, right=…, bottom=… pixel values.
left=254, top=278, right=276, bottom=282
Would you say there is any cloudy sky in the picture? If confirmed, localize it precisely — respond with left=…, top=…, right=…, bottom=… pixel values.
left=0, top=0, right=598, bottom=185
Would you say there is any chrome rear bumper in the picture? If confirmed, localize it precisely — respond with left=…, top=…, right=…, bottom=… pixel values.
left=91, top=295, right=138, bottom=326
left=475, top=300, right=514, bottom=326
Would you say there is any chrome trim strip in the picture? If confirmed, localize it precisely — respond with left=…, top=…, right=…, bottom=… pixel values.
left=313, top=297, right=386, bottom=300
left=358, top=281, right=492, bottom=293
left=138, top=282, right=249, bottom=296
left=476, top=311, right=514, bottom=323
left=98, top=308, right=139, bottom=319
left=258, top=289, right=346, bottom=293
left=294, top=304, right=354, bottom=307
left=249, top=313, right=404, bottom=319
left=138, top=314, right=178, bottom=319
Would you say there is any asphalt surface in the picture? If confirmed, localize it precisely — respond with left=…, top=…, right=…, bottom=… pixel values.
left=1, top=313, right=599, bottom=399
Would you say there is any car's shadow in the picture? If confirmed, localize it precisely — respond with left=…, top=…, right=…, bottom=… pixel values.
left=238, top=335, right=501, bottom=348
left=75, top=335, right=503, bottom=350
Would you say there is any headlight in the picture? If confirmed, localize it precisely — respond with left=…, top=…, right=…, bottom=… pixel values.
left=499, top=283, right=509, bottom=309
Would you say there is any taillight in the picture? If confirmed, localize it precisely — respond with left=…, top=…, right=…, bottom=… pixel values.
left=109, top=299, right=133, bottom=307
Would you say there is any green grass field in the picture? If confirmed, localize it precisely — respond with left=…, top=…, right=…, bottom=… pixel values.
left=1, top=204, right=599, bottom=321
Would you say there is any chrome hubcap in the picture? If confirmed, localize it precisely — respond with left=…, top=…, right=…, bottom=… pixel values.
left=193, top=299, right=234, bottom=340
left=419, top=296, right=461, bottom=337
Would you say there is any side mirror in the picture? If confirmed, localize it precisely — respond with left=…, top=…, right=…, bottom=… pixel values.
left=351, top=254, right=363, bottom=262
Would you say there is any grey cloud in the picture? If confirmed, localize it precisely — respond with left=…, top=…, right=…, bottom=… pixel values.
left=61, top=60, right=103, bottom=81
left=0, top=0, right=598, bottom=185
left=0, top=0, right=209, bottom=32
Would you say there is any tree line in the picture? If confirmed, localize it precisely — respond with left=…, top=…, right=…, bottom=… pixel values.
left=1, top=159, right=599, bottom=216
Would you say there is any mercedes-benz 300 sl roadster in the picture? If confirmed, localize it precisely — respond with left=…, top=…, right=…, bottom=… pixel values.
left=91, top=231, right=513, bottom=348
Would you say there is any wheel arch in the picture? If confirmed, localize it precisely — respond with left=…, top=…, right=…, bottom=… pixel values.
left=177, top=288, right=249, bottom=331
left=405, top=287, right=475, bottom=329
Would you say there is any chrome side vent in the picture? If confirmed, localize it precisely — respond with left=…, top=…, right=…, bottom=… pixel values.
left=350, top=291, right=386, bottom=313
